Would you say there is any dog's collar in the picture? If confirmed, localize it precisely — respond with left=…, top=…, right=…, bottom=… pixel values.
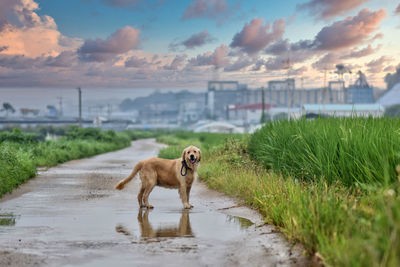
left=181, top=160, right=192, bottom=176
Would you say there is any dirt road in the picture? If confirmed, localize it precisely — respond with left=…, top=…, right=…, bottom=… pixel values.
left=0, top=139, right=308, bottom=266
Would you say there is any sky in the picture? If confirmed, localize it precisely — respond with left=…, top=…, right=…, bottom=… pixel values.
left=0, top=0, right=400, bottom=92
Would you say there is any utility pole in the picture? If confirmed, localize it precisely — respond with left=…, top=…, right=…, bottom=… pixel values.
left=260, top=87, right=266, bottom=124
left=77, top=87, right=82, bottom=127
left=57, top=96, right=63, bottom=117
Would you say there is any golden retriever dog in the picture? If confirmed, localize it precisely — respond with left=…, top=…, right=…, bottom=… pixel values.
left=114, top=145, right=201, bottom=209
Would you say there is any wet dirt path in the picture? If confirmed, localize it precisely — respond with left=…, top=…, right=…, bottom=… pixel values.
left=0, top=139, right=308, bottom=266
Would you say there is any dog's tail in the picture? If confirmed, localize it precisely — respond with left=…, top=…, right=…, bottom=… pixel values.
left=115, top=161, right=143, bottom=190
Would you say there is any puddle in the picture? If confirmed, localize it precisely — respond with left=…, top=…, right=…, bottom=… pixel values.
left=226, top=215, right=254, bottom=229
left=0, top=213, right=16, bottom=226
left=116, top=209, right=194, bottom=241
left=115, top=208, right=253, bottom=243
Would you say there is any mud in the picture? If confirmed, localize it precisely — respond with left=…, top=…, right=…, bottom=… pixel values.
left=0, top=139, right=309, bottom=266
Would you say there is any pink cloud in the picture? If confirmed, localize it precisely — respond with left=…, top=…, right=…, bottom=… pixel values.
left=314, top=8, right=386, bottom=50
left=163, top=54, right=187, bottom=70
left=182, top=30, right=214, bottom=49
left=78, top=26, right=140, bottom=62
left=224, top=56, right=254, bottom=72
left=0, top=0, right=15, bottom=28
left=366, top=56, right=392, bottom=73
left=340, top=44, right=380, bottom=59
left=0, top=0, right=81, bottom=57
left=188, top=44, right=229, bottom=68
left=297, top=0, right=370, bottom=20
left=45, top=51, right=77, bottom=67
left=312, top=53, right=341, bottom=70
left=230, top=18, right=286, bottom=54
left=124, top=56, right=149, bottom=68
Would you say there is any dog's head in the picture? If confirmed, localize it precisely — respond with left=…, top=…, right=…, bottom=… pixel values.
left=182, top=145, right=201, bottom=166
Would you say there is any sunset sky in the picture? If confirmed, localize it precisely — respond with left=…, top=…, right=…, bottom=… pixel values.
left=1, top=0, right=399, bottom=90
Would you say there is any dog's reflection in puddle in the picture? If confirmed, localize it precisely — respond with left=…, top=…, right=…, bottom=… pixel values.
left=116, top=208, right=194, bottom=241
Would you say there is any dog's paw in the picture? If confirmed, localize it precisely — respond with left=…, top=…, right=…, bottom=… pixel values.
left=146, top=204, right=154, bottom=209
left=184, top=203, right=193, bottom=209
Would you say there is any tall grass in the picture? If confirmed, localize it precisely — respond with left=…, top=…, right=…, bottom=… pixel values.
left=199, top=138, right=400, bottom=267
left=249, top=117, right=400, bottom=187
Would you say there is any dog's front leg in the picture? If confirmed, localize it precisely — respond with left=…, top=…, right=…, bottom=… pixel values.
left=179, top=184, right=192, bottom=209
left=186, top=185, right=193, bottom=208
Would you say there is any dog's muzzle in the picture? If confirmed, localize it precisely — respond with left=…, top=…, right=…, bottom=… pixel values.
left=189, top=155, right=196, bottom=164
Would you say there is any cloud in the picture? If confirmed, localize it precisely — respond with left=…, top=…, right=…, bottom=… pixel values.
left=78, top=26, right=140, bottom=62
left=264, top=57, right=290, bottom=71
left=163, top=54, right=187, bottom=70
left=0, top=0, right=81, bottom=57
left=188, top=44, right=229, bottom=68
left=251, top=59, right=265, bottom=71
left=292, top=66, right=308, bottom=75
left=383, top=65, right=395, bottom=72
left=224, top=56, right=254, bottom=72
left=124, top=56, right=149, bottom=68
left=312, top=53, right=341, bottom=70
left=262, top=9, right=385, bottom=68
left=366, top=56, right=392, bottom=73
left=45, top=51, right=77, bottom=67
left=169, top=30, right=215, bottom=51
left=297, top=0, right=370, bottom=20
left=0, top=54, right=40, bottom=69
left=313, top=8, right=386, bottom=51
left=0, top=0, right=14, bottom=29
left=340, top=44, right=380, bottom=59
left=182, top=30, right=214, bottom=49
left=230, top=18, right=286, bottom=54
left=182, top=0, right=228, bottom=20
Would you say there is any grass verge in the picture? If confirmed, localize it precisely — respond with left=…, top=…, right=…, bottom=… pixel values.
left=0, top=127, right=131, bottom=198
left=199, top=138, right=400, bottom=266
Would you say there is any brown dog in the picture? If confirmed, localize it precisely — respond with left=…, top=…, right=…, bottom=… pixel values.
left=114, top=145, right=201, bottom=209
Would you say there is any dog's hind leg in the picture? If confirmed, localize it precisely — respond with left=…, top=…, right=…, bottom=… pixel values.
left=138, top=183, right=146, bottom=208
left=142, top=178, right=156, bottom=209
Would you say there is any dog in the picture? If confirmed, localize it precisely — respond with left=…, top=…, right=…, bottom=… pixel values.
left=114, top=145, right=201, bottom=209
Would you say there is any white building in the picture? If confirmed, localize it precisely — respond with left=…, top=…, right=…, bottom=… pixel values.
left=377, top=83, right=400, bottom=108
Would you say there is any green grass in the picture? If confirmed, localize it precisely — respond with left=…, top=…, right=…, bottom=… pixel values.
left=0, top=127, right=131, bottom=198
left=249, top=117, right=400, bottom=187
left=199, top=138, right=400, bottom=267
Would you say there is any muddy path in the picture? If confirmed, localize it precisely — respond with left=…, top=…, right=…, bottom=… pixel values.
left=0, top=139, right=308, bottom=266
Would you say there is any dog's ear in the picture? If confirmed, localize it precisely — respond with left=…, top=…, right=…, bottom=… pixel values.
left=181, top=148, right=186, bottom=162
left=198, top=149, right=201, bottom=162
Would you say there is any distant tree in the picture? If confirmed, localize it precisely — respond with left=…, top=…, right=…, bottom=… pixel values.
left=335, top=64, right=351, bottom=81
left=1, top=102, right=15, bottom=116
left=119, top=98, right=135, bottom=111
left=384, top=66, right=400, bottom=90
